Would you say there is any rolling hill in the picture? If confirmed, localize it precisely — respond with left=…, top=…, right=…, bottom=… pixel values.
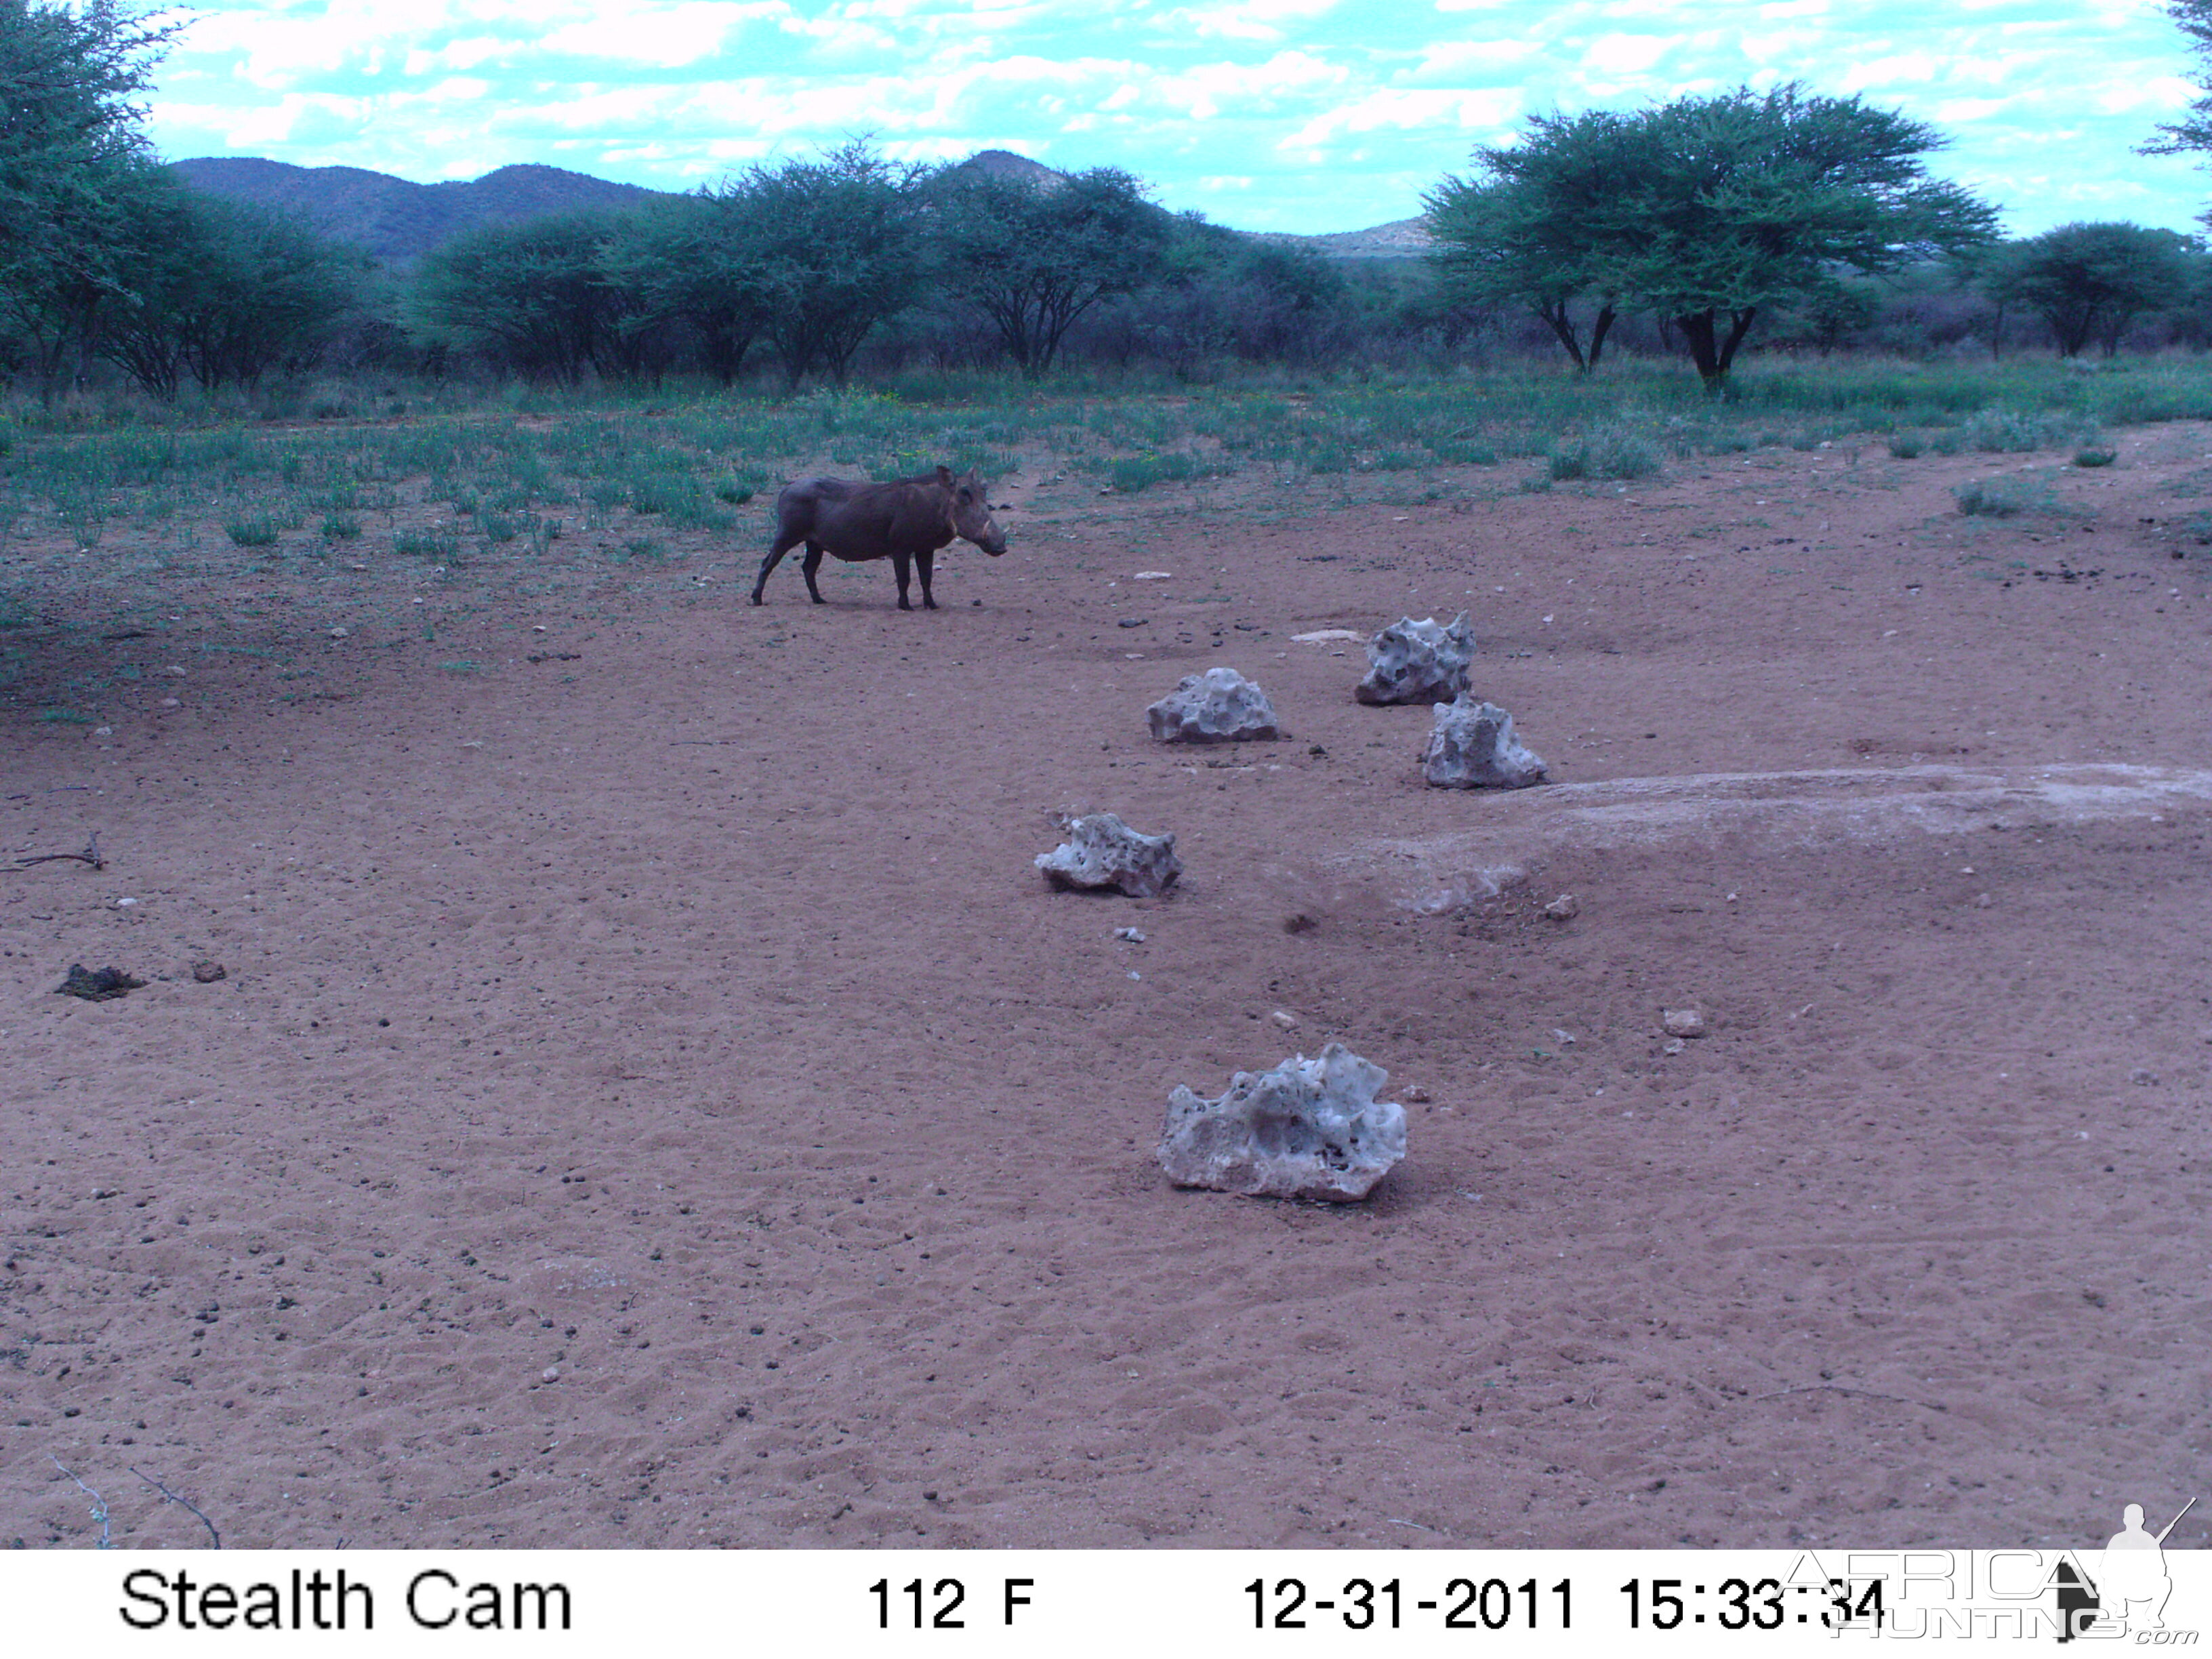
left=167, top=152, right=1433, bottom=264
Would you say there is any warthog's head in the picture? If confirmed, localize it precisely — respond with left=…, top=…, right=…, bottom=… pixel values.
left=938, top=464, right=1007, bottom=556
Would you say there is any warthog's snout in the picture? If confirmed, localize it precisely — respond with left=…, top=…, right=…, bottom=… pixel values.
left=979, top=520, right=1008, bottom=557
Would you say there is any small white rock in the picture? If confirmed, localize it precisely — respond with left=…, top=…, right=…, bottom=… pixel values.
left=1661, top=1008, right=1706, bottom=1038
left=1271, top=1009, right=1299, bottom=1031
left=158, top=697, right=180, bottom=709
left=329, top=626, right=348, bottom=638
left=115, top=897, right=137, bottom=907
left=164, top=665, right=187, bottom=677
left=1542, top=893, right=1579, bottom=921
left=1134, top=571, right=1173, bottom=580
left=1114, top=926, right=1147, bottom=943
left=541, top=1366, right=560, bottom=1383
left=1662, top=1038, right=1687, bottom=1056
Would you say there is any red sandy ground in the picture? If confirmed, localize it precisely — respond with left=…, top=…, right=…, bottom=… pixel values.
left=3, top=422, right=2208, bottom=1551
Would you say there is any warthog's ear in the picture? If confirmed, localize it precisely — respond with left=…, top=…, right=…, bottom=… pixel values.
left=936, top=464, right=954, bottom=486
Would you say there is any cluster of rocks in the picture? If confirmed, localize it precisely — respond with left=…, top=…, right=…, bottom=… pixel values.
left=1022, top=609, right=1557, bottom=1204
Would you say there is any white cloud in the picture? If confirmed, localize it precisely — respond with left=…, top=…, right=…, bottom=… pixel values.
left=1284, top=85, right=1518, bottom=150
left=1584, top=33, right=1671, bottom=75
left=141, top=0, right=2212, bottom=235
left=537, top=3, right=785, bottom=66
left=1400, top=39, right=1543, bottom=83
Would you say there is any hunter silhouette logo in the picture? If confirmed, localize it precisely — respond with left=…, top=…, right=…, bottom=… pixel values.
left=2056, top=1497, right=2197, bottom=1641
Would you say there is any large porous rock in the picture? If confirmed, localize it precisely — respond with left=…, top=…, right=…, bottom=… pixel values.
left=1158, top=1042, right=1407, bottom=1202
left=1356, top=613, right=1476, bottom=705
left=1420, top=694, right=1547, bottom=790
left=1036, top=812, right=1181, bottom=897
left=1146, top=666, right=1281, bottom=743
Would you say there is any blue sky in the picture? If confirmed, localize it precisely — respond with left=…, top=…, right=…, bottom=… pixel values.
left=144, top=0, right=2211, bottom=237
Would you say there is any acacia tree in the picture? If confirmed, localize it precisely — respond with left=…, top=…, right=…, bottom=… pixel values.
left=0, top=0, right=182, bottom=397
left=1430, top=86, right=1997, bottom=388
left=599, top=190, right=777, bottom=384
left=1982, top=223, right=2197, bottom=356
left=2146, top=1, right=2212, bottom=165
left=738, top=142, right=928, bottom=388
left=1425, top=109, right=1640, bottom=371
left=924, top=165, right=1167, bottom=377
left=100, top=188, right=363, bottom=395
left=413, top=211, right=636, bottom=382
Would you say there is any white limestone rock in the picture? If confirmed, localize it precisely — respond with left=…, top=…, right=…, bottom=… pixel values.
left=1036, top=812, right=1181, bottom=898
left=1420, top=695, right=1547, bottom=790
left=1147, top=666, right=1281, bottom=743
left=1357, top=613, right=1477, bottom=705
left=1158, top=1042, right=1408, bottom=1202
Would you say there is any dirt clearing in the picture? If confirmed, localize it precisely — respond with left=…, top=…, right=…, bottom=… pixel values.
left=4, top=425, right=2208, bottom=1549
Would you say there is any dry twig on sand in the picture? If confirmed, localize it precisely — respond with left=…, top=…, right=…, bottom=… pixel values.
left=49, top=1456, right=111, bottom=1549
left=1752, top=1383, right=1948, bottom=1412
left=12, top=832, right=102, bottom=871
left=133, top=1467, right=222, bottom=1548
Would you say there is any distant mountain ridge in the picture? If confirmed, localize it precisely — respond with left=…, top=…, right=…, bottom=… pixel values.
left=167, top=158, right=672, bottom=264
left=168, top=152, right=1433, bottom=264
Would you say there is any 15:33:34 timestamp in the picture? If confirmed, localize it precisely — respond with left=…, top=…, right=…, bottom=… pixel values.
left=1620, top=1577, right=1885, bottom=1631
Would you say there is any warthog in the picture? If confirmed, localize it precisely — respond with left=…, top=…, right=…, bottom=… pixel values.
left=750, top=465, right=1006, bottom=611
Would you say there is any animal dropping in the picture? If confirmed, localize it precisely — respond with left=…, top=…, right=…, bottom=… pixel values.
left=57, top=964, right=145, bottom=1002
left=1158, top=1043, right=1408, bottom=1202
left=1420, top=695, right=1547, bottom=789
left=751, top=465, right=1005, bottom=612
left=1357, top=613, right=1477, bottom=705
left=1036, top=813, right=1182, bottom=898
left=1147, top=666, right=1282, bottom=743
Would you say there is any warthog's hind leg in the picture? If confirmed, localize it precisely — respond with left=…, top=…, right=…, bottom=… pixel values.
left=800, top=542, right=826, bottom=604
left=916, top=548, right=937, bottom=610
left=750, top=529, right=804, bottom=605
left=890, top=552, right=914, bottom=611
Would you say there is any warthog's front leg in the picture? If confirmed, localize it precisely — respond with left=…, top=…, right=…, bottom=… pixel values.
left=800, top=542, right=827, bottom=604
left=915, top=548, right=937, bottom=610
left=891, top=551, right=914, bottom=611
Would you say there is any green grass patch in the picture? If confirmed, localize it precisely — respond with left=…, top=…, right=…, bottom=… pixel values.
left=226, top=517, right=279, bottom=546
left=394, top=529, right=459, bottom=558
left=1954, top=474, right=2061, bottom=518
